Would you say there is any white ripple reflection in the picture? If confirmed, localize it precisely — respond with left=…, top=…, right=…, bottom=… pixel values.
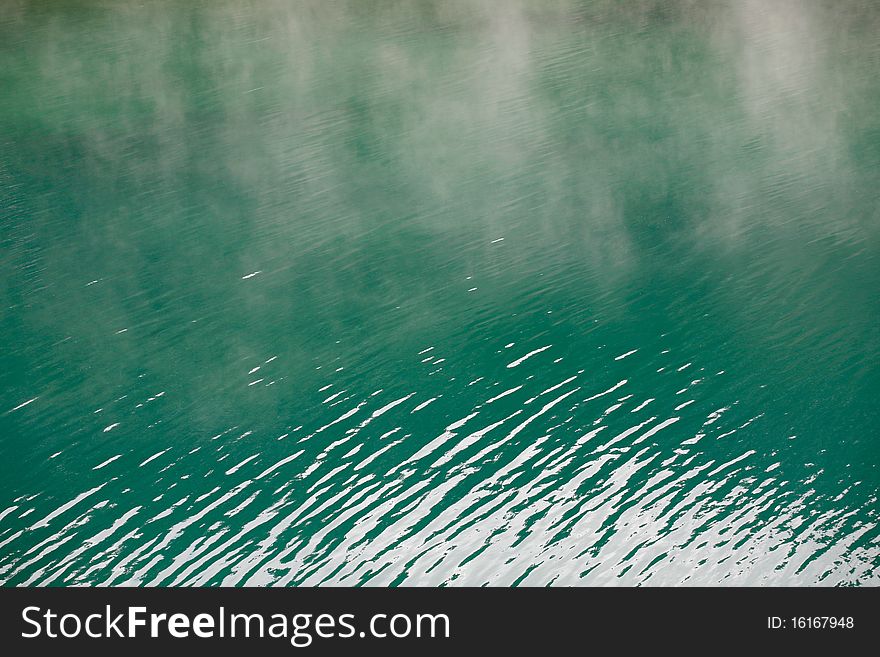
left=1, top=334, right=877, bottom=587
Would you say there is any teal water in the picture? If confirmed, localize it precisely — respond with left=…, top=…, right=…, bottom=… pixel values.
left=1, top=0, right=878, bottom=586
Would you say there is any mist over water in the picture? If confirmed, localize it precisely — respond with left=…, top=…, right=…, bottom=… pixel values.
left=1, top=0, right=878, bottom=585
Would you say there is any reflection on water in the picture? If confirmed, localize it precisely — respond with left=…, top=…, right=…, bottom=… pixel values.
left=1, top=0, right=878, bottom=585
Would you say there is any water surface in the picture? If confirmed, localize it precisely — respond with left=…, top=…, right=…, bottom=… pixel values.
left=1, top=0, right=878, bottom=585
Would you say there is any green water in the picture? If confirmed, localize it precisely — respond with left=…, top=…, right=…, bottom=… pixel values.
left=1, top=0, right=878, bottom=586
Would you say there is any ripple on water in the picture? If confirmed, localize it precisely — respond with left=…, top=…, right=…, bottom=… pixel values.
left=1, top=331, right=877, bottom=586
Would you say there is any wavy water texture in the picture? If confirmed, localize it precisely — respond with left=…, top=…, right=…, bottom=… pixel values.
left=1, top=0, right=878, bottom=586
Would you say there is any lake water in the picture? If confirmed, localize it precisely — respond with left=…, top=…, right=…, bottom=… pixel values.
left=1, top=0, right=878, bottom=586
